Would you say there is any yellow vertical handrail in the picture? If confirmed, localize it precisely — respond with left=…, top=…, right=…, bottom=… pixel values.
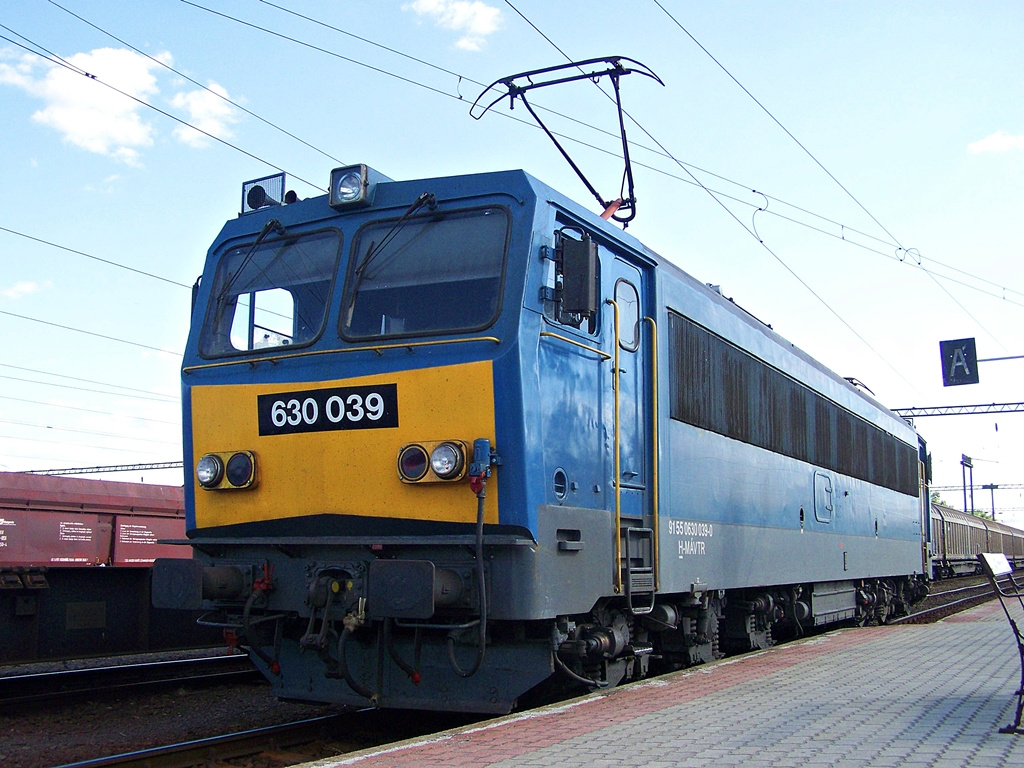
left=645, top=315, right=659, bottom=591
left=606, top=297, right=622, bottom=594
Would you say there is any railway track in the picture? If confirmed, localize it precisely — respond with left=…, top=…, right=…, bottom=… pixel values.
left=53, top=714, right=347, bottom=768
left=891, top=575, right=995, bottom=624
left=52, top=709, right=483, bottom=768
left=0, top=652, right=260, bottom=706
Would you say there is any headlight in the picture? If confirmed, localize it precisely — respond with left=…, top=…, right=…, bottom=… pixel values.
left=398, top=444, right=429, bottom=482
left=328, top=164, right=392, bottom=209
left=398, top=440, right=468, bottom=483
left=333, top=169, right=364, bottom=204
left=226, top=452, right=255, bottom=487
left=430, top=442, right=465, bottom=480
left=196, top=454, right=224, bottom=488
left=195, top=451, right=257, bottom=490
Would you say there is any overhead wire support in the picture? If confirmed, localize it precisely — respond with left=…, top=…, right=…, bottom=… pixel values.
left=23, top=461, right=184, bottom=476
left=471, top=56, right=663, bottom=225
left=893, top=403, right=1024, bottom=418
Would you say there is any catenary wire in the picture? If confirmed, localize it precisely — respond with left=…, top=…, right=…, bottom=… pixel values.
left=647, top=1, right=1009, bottom=349
left=501, top=2, right=1018, bottom=346
left=0, top=374, right=178, bottom=404
left=0, top=309, right=180, bottom=357
left=3, top=9, right=1015, bottom=371
left=0, top=432, right=171, bottom=456
left=0, top=418, right=180, bottom=446
left=45, top=0, right=346, bottom=167
left=0, top=363, right=178, bottom=399
left=0, top=26, right=326, bottom=193
left=0, top=395, right=180, bottom=426
left=9, top=6, right=1020, bottom=308
left=2, top=7, right=1015, bottom=385
left=651, top=0, right=902, bottom=248
left=193, top=0, right=1024, bottom=307
left=0, top=226, right=191, bottom=289
left=501, top=2, right=919, bottom=391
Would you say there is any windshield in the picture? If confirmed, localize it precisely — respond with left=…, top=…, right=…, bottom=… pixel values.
left=200, top=229, right=341, bottom=357
left=341, top=207, right=509, bottom=339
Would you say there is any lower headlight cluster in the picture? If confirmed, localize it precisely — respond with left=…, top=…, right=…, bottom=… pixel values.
left=196, top=451, right=257, bottom=490
left=398, top=440, right=467, bottom=483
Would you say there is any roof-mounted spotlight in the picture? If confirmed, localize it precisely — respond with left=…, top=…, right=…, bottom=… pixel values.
left=329, top=164, right=392, bottom=209
left=242, top=172, right=288, bottom=214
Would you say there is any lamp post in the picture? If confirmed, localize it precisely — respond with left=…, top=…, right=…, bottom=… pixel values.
left=961, top=455, right=974, bottom=513
left=982, top=483, right=999, bottom=520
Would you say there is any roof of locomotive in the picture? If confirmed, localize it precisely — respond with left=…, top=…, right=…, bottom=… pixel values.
left=210, top=166, right=915, bottom=446
left=518, top=169, right=918, bottom=446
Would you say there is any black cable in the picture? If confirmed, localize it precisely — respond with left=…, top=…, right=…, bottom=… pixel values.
left=0, top=26, right=325, bottom=193
left=46, top=0, right=346, bottom=166
left=0, top=226, right=191, bottom=289
left=384, top=618, right=420, bottom=684
left=0, top=374, right=176, bottom=403
left=0, top=309, right=180, bottom=356
left=651, top=0, right=903, bottom=249
left=553, top=652, right=609, bottom=689
left=0, top=362, right=179, bottom=399
left=0, top=397, right=180, bottom=428
left=0, top=432, right=172, bottom=456
left=0, top=418, right=179, bottom=446
left=187, top=0, right=1024, bottom=308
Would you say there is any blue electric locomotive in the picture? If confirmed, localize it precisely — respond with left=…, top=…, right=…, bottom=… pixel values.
left=154, top=164, right=928, bottom=713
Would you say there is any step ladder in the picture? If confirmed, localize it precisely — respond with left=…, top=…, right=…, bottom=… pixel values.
left=622, top=526, right=655, bottom=615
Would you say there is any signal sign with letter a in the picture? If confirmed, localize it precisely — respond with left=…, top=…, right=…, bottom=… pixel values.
left=939, top=338, right=980, bottom=386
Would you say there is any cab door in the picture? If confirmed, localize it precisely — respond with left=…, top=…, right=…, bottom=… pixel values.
left=605, top=254, right=656, bottom=612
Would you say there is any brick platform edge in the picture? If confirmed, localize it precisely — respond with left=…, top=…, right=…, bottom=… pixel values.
left=299, top=602, right=1005, bottom=768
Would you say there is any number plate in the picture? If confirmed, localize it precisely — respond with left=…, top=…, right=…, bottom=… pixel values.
left=257, top=384, right=399, bottom=436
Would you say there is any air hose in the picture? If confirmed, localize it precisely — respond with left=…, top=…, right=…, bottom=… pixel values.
left=447, top=487, right=488, bottom=677
left=338, top=627, right=375, bottom=701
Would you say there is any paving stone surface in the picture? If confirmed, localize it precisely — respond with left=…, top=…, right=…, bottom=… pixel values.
left=302, top=602, right=1024, bottom=768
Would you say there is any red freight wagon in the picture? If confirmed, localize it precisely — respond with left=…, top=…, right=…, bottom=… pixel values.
left=0, top=472, right=217, bottom=661
left=0, top=510, right=110, bottom=566
left=0, top=472, right=187, bottom=569
left=113, top=516, right=188, bottom=564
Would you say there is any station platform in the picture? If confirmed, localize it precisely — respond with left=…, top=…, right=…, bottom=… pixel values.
left=305, top=602, right=1024, bottom=768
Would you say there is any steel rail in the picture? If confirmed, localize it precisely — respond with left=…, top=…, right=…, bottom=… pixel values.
left=52, top=714, right=344, bottom=768
left=889, top=584, right=994, bottom=625
left=0, top=654, right=258, bottom=706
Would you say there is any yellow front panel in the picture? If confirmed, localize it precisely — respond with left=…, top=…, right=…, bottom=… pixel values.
left=191, top=361, right=497, bottom=529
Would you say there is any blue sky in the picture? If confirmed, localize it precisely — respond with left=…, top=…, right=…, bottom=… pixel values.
left=1, top=1, right=1022, bottom=523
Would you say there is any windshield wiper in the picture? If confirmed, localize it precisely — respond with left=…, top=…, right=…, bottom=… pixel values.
left=347, top=192, right=436, bottom=304
left=217, top=218, right=286, bottom=303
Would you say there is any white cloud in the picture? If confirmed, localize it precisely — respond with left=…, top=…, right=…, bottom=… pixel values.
left=967, top=130, right=1024, bottom=154
left=170, top=82, right=238, bottom=148
left=0, top=47, right=172, bottom=166
left=403, top=0, right=503, bottom=51
left=2, top=280, right=53, bottom=300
